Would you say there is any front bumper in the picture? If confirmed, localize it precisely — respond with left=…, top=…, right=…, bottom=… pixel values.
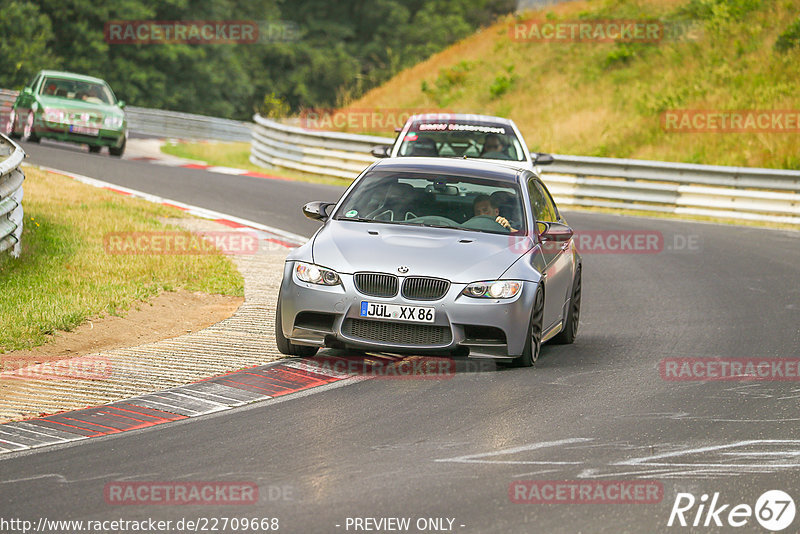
left=36, top=119, right=126, bottom=147
left=278, top=261, right=536, bottom=357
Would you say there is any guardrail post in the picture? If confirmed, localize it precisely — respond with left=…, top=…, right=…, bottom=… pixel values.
left=0, top=133, right=26, bottom=258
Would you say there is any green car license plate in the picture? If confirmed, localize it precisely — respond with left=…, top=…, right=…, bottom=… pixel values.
left=70, top=125, right=99, bottom=136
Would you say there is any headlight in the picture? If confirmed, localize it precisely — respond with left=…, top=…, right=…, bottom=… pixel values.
left=295, top=262, right=341, bottom=286
left=104, top=116, right=124, bottom=129
left=43, top=108, right=65, bottom=123
left=462, top=280, right=522, bottom=299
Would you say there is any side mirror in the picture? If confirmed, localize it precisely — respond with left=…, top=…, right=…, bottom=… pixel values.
left=537, top=221, right=573, bottom=242
left=302, top=201, right=335, bottom=222
left=371, top=145, right=391, bottom=158
left=22, top=87, right=33, bottom=96
left=117, top=100, right=126, bottom=109
left=532, top=152, right=554, bottom=165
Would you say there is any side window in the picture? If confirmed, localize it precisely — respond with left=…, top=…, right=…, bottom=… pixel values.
left=28, top=74, right=41, bottom=92
left=527, top=178, right=547, bottom=222
left=535, top=181, right=558, bottom=222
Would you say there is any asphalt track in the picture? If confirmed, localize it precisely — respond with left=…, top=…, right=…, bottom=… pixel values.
left=3, top=140, right=800, bottom=533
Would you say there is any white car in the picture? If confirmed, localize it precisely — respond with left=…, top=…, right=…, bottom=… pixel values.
left=372, top=113, right=554, bottom=170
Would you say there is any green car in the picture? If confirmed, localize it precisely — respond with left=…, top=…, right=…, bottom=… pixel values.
left=4, top=70, right=127, bottom=156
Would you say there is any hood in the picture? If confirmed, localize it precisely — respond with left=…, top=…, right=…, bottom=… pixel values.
left=38, top=95, right=123, bottom=117
left=311, top=220, right=533, bottom=283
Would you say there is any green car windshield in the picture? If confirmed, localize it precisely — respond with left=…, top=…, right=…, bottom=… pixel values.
left=40, top=77, right=115, bottom=105
left=334, top=171, right=527, bottom=235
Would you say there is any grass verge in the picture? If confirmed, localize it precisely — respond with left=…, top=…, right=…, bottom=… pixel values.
left=161, top=140, right=353, bottom=187
left=0, top=167, right=244, bottom=352
left=345, top=0, right=800, bottom=169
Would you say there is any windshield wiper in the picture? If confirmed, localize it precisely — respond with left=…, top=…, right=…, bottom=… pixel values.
left=336, top=217, right=374, bottom=222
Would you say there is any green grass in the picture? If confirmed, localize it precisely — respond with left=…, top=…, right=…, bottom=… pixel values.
left=0, top=167, right=244, bottom=352
left=161, top=140, right=353, bottom=187
left=345, top=0, right=800, bottom=170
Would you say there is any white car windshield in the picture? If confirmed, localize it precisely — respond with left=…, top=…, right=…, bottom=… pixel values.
left=334, top=171, right=527, bottom=235
left=397, top=120, right=526, bottom=162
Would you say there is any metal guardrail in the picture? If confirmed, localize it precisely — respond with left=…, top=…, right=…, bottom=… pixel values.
left=250, top=114, right=392, bottom=179
left=125, top=106, right=251, bottom=141
left=250, top=113, right=800, bottom=225
left=0, top=89, right=16, bottom=133
left=1, top=89, right=251, bottom=141
left=0, top=133, right=26, bottom=257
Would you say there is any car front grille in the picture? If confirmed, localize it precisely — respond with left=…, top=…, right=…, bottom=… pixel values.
left=343, top=319, right=452, bottom=346
left=401, top=277, right=450, bottom=301
left=68, top=112, right=103, bottom=126
left=354, top=273, right=398, bottom=297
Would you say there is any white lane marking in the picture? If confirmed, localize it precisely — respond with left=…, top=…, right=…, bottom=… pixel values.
left=0, top=472, right=121, bottom=485
left=511, top=469, right=562, bottom=478
left=721, top=451, right=800, bottom=457
left=614, top=439, right=800, bottom=466
left=434, top=438, right=593, bottom=464
left=29, top=164, right=310, bottom=245
left=206, top=166, right=249, bottom=175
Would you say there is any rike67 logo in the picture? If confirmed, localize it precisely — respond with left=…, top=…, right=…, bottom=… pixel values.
left=668, top=490, right=796, bottom=531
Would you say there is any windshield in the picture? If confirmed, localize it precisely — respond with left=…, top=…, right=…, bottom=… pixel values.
left=39, top=77, right=115, bottom=105
left=334, top=171, right=526, bottom=235
left=397, top=119, right=526, bottom=162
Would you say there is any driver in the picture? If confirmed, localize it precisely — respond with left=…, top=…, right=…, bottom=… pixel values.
left=480, top=134, right=509, bottom=159
left=473, top=194, right=516, bottom=231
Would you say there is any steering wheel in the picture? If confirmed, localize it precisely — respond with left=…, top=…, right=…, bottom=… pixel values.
left=462, top=215, right=510, bottom=233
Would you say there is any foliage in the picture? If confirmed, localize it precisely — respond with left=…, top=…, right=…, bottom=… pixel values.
left=488, top=65, right=516, bottom=99
left=421, top=60, right=475, bottom=106
left=257, top=92, right=290, bottom=118
left=0, top=0, right=514, bottom=119
left=775, top=17, right=800, bottom=53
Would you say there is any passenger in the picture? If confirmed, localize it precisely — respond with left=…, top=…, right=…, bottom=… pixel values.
left=473, top=194, right=515, bottom=231
left=82, top=86, right=103, bottom=104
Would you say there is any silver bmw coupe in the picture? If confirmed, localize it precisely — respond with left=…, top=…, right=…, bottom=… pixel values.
left=276, top=157, right=581, bottom=367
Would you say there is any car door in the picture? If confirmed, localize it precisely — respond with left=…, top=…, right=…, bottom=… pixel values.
left=528, top=178, right=572, bottom=334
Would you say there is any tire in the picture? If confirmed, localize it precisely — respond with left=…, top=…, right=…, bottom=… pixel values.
left=5, top=110, right=20, bottom=139
left=21, top=112, right=39, bottom=143
left=275, top=298, right=319, bottom=357
left=510, top=285, right=544, bottom=367
left=552, top=266, right=581, bottom=345
left=109, top=137, right=125, bottom=157
left=88, top=145, right=102, bottom=154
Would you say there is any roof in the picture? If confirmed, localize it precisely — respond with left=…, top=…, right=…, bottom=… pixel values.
left=406, top=113, right=516, bottom=127
left=37, top=70, right=108, bottom=84
left=369, top=156, right=526, bottom=183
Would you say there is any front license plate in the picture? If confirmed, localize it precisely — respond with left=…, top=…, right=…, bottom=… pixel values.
left=360, top=301, right=435, bottom=323
left=70, top=125, right=99, bottom=136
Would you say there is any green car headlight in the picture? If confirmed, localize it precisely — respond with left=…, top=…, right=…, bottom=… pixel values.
left=104, top=116, right=124, bottom=129
left=462, top=280, right=522, bottom=299
left=295, top=262, right=341, bottom=286
left=43, top=108, right=65, bottom=123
